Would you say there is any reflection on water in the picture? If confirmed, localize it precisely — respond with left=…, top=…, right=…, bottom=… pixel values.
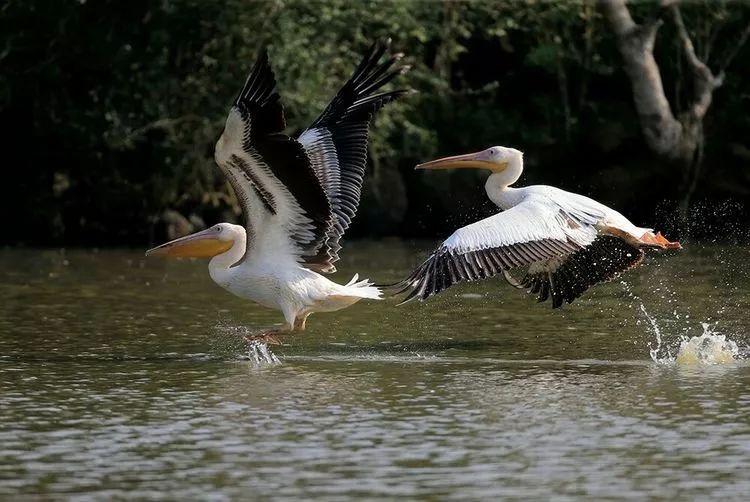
left=1, top=242, right=749, bottom=498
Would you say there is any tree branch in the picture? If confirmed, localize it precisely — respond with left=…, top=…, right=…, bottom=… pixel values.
left=670, top=4, right=721, bottom=84
left=599, top=0, right=682, bottom=157
left=599, top=0, right=636, bottom=36
left=670, top=4, right=721, bottom=119
left=702, top=14, right=724, bottom=62
left=0, top=38, right=10, bottom=62
left=718, top=20, right=750, bottom=72
left=108, top=114, right=203, bottom=150
left=671, top=5, right=704, bottom=71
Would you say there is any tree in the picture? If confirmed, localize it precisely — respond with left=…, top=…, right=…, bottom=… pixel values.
left=600, top=0, right=750, bottom=219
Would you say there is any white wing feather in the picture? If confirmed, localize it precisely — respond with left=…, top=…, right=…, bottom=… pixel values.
left=399, top=194, right=602, bottom=302
left=444, top=195, right=598, bottom=255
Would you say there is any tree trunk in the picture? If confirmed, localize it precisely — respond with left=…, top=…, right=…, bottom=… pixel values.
left=676, top=114, right=704, bottom=221
left=600, top=0, right=684, bottom=159
left=556, top=57, right=572, bottom=143
left=599, top=0, right=748, bottom=230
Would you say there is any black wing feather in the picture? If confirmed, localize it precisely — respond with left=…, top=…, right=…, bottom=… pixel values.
left=218, top=49, right=332, bottom=265
left=395, top=234, right=644, bottom=308
left=521, top=236, right=644, bottom=308
left=298, top=39, right=410, bottom=272
left=235, top=49, right=286, bottom=137
left=394, top=239, right=580, bottom=304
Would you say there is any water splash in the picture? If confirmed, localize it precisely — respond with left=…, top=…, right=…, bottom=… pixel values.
left=624, top=281, right=741, bottom=365
left=674, top=323, right=739, bottom=365
left=640, top=303, right=671, bottom=362
left=643, top=311, right=740, bottom=365
left=246, top=341, right=281, bottom=365
left=212, top=321, right=282, bottom=365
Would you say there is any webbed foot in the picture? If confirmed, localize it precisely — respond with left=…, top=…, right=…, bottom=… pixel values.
left=243, top=333, right=284, bottom=346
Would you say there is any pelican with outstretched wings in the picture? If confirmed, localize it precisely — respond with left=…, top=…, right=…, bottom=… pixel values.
left=147, top=41, right=409, bottom=343
left=396, top=146, right=681, bottom=307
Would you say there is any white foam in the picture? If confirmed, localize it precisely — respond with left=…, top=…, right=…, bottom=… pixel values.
left=247, top=341, right=281, bottom=365
left=674, top=323, right=739, bottom=365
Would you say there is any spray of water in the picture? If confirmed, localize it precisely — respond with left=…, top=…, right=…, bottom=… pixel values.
left=622, top=278, right=742, bottom=365
left=674, top=323, right=739, bottom=365
left=640, top=303, right=670, bottom=362
left=638, top=300, right=739, bottom=365
left=212, top=321, right=282, bottom=365
left=247, top=341, right=281, bottom=364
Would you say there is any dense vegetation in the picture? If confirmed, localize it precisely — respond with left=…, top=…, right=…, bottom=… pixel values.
left=3, top=0, right=749, bottom=246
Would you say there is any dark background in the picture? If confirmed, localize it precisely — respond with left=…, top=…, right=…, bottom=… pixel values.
left=2, top=0, right=749, bottom=247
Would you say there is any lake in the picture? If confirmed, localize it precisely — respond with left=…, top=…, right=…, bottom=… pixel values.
left=1, top=242, right=749, bottom=499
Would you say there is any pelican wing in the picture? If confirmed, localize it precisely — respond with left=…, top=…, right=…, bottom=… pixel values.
left=520, top=236, right=643, bottom=308
left=215, top=50, right=332, bottom=266
left=298, top=41, right=408, bottom=273
left=397, top=197, right=600, bottom=303
left=515, top=189, right=648, bottom=307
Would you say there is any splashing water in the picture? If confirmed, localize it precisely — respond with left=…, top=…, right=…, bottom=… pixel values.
left=640, top=303, right=671, bottom=362
left=641, top=303, right=739, bottom=365
left=620, top=279, right=742, bottom=365
left=212, top=321, right=281, bottom=365
left=247, top=341, right=281, bottom=365
left=674, top=323, right=739, bottom=365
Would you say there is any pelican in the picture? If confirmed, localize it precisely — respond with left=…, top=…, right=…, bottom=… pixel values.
left=397, top=146, right=681, bottom=307
left=147, top=41, right=408, bottom=343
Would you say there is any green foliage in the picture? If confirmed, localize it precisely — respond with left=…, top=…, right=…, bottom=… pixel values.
left=1, top=0, right=748, bottom=244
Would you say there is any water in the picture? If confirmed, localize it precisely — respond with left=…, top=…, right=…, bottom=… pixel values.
left=1, top=242, right=749, bottom=499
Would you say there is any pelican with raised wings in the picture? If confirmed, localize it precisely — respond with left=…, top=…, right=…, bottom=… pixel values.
left=397, top=146, right=681, bottom=307
left=147, top=41, right=408, bottom=343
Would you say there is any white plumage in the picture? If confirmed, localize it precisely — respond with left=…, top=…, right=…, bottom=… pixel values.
left=148, top=41, right=407, bottom=342
left=398, top=146, right=680, bottom=307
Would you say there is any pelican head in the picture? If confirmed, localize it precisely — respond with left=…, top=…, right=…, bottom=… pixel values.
left=146, top=223, right=238, bottom=258
left=416, top=146, right=523, bottom=173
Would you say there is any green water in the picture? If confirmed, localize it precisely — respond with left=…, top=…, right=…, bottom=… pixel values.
left=1, top=242, right=749, bottom=499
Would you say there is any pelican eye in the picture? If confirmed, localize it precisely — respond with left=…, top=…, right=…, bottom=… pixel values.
left=216, top=226, right=222, bottom=232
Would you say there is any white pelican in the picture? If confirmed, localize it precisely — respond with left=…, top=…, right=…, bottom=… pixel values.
left=147, top=41, right=408, bottom=343
left=397, top=146, right=681, bottom=307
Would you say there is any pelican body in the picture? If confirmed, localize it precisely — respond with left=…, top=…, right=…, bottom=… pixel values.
left=148, top=42, right=408, bottom=342
left=398, top=146, right=681, bottom=307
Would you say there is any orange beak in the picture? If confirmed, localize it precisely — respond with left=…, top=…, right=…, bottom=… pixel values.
left=146, top=228, right=233, bottom=258
left=416, top=151, right=507, bottom=172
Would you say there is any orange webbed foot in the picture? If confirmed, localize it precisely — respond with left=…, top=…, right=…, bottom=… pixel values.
left=654, top=232, right=682, bottom=249
left=243, top=333, right=283, bottom=346
left=640, top=231, right=682, bottom=250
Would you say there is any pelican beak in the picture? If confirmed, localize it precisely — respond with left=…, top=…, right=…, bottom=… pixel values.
left=415, top=151, right=507, bottom=172
left=146, top=228, right=232, bottom=258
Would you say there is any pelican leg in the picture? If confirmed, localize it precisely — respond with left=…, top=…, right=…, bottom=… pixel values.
left=639, top=231, right=682, bottom=249
left=243, top=325, right=306, bottom=345
left=294, top=313, right=311, bottom=331
left=243, top=308, right=307, bottom=346
left=243, top=330, right=286, bottom=346
left=245, top=314, right=309, bottom=344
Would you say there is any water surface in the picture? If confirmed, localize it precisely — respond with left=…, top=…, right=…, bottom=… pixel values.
left=1, top=242, right=749, bottom=499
